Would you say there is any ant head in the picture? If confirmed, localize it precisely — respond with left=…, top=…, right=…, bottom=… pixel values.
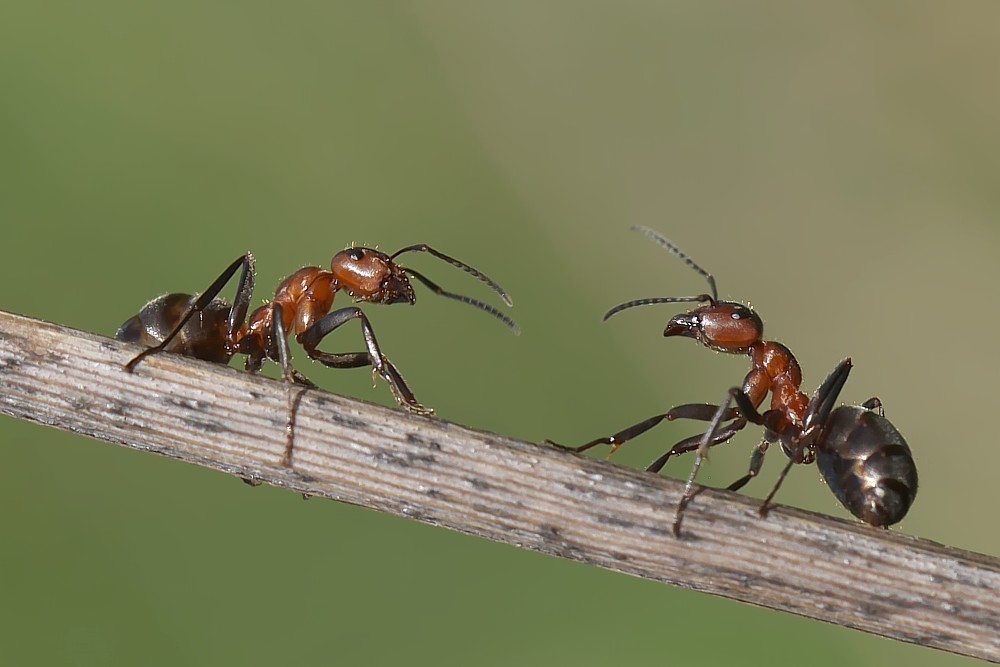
left=602, top=227, right=763, bottom=353
left=330, top=247, right=415, bottom=305
left=332, top=243, right=520, bottom=333
left=664, top=301, right=763, bottom=353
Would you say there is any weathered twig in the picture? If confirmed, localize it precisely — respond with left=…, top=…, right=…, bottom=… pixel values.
left=0, top=309, right=997, bottom=662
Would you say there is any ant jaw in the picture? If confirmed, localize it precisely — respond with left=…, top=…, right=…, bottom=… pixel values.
left=383, top=291, right=415, bottom=306
left=379, top=275, right=416, bottom=305
left=663, top=313, right=700, bottom=340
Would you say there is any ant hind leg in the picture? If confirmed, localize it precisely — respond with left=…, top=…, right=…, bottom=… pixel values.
left=124, top=253, right=255, bottom=372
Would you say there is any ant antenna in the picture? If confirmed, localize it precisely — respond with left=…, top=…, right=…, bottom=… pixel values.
left=603, top=294, right=714, bottom=322
left=390, top=244, right=518, bottom=334
left=390, top=244, right=513, bottom=306
left=602, top=228, right=718, bottom=321
left=631, top=226, right=718, bottom=301
left=404, top=268, right=520, bottom=334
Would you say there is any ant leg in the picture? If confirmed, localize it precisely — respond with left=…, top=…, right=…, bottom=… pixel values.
left=759, top=457, right=796, bottom=518
left=236, top=319, right=310, bottom=389
left=230, top=303, right=313, bottom=469
left=241, top=336, right=317, bottom=387
left=802, top=358, right=852, bottom=430
left=758, top=418, right=824, bottom=518
left=862, top=396, right=884, bottom=416
left=269, top=304, right=309, bottom=467
left=725, top=440, right=770, bottom=492
left=673, top=389, right=745, bottom=536
left=244, top=351, right=265, bottom=374
left=225, top=255, right=256, bottom=339
left=756, top=359, right=854, bottom=519
left=124, top=254, right=255, bottom=372
left=378, top=357, right=427, bottom=411
left=671, top=387, right=770, bottom=536
left=545, top=404, right=738, bottom=457
left=645, top=418, right=747, bottom=473
left=299, top=307, right=433, bottom=416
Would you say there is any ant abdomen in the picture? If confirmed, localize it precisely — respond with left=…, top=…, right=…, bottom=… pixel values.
left=116, top=293, right=233, bottom=364
left=815, top=406, right=918, bottom=526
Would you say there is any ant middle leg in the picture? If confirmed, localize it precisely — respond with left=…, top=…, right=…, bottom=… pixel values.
left=725, top=440, right=770, bottom=492
left=545, top=403, right=739, bottom=457
left=269, top=304, right=310, bottom=467
left=757, top=358, right=854, bottom=517
left=298, top=306, right=433, bottom=416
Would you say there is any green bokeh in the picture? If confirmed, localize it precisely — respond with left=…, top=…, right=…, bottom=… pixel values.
left=2, top=2, right=998, bottom=665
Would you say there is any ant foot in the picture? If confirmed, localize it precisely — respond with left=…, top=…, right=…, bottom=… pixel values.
left=402, top=401, right=435, bottom=417
left=291, top=370, right=317, bottom=388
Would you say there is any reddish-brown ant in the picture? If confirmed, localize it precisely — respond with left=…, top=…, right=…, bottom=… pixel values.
left=118, top=244, right=518, bottom=464
left=550, top=227, right=917, bottom=536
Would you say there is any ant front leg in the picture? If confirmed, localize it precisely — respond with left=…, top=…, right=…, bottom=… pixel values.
left=124, top=253, right=255, bottom=372
left=645, top=415, right=748, bottom=473
left=545, top=403, right=739, bottom=458
left=298, top=306, right=433, bottom=416
left=673, top=387, right=765, bottom=537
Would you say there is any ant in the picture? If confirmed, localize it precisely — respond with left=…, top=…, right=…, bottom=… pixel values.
left=550, top=227, right=917, bottom=536
left=117, top=244, right=518, bottom=465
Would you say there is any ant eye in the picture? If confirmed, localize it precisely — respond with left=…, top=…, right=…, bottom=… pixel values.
left=732, top=312, right=742, bottom=320
left=347, top=248, right=365, bottom=261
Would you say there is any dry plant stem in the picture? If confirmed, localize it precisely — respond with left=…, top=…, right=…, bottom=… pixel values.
left=0, top=309, right=998, bottom=663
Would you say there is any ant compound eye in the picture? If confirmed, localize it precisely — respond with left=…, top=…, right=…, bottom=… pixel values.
left=730, top=305, right=755, bottom=321
left=347, top=248, right=365, bottom=261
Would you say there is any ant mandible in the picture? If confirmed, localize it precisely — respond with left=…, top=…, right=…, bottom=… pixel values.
left=118, top=244, right=518, bottom=464
left=550, top=227, right=917, bottom=536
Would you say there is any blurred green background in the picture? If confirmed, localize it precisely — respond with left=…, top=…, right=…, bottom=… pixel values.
left=2, top=2, right=998, bottom=665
